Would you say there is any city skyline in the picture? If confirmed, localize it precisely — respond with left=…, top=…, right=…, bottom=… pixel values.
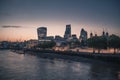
left=0, top=0, right=120, bottom=41
left=0, top=25, right=116, bottom=41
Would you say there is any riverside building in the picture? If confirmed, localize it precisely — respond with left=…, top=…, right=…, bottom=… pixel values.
left=37, top=27, right=47, bottom=41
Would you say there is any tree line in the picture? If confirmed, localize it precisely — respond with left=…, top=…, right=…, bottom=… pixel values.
left=87, top=34, right=120, bottom=54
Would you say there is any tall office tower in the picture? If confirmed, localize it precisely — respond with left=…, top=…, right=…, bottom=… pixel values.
left=79, top=28, right=88, bottom=42
left=64, top=24, right=71, bottom=39
left=37, top=27, right=47, bottom=40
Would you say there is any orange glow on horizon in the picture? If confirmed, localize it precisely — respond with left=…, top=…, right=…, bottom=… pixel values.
left=0, top=20, right=120, bottom=42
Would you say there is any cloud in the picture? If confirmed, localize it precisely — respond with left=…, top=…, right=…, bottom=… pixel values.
left=1, top=25, right=22, bottom=28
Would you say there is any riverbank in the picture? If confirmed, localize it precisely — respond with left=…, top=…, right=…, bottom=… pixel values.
left=13, top=49, right=120, bottom=64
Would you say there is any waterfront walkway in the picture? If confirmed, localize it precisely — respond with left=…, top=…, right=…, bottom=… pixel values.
left=14, top=49, right=120, bottom=64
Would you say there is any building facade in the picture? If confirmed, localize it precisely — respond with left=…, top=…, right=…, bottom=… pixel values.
left=64, top=24, right=71, bottom=39
left=79, top=28, right=87, bottom=41
left=37, top=27, right=47, bottom=41
left=79, top=28, right=88, bottom=46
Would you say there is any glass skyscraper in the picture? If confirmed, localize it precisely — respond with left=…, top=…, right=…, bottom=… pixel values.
left=37, top=27, right=47, bottom=40
left=64, top=24, right=71, bottom=39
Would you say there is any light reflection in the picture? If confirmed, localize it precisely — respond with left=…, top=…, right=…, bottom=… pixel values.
left=71, top=63, right=81, bottom=72
left=19, top=54, right=25, bottom=60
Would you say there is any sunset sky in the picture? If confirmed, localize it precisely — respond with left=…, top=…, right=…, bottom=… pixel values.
left=0, top=0, right=120, bottom=41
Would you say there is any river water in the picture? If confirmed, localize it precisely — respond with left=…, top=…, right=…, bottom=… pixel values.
left=0, top=50, right=120, bottom=80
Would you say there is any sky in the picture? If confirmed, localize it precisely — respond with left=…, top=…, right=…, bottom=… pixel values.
left=0, top=0, right=120, bottom=41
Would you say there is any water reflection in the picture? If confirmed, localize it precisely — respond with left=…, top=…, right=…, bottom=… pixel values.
left=0, top=50, right=120, bottom=80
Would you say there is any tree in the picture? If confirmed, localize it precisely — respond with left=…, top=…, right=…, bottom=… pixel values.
left=87, top=36, right=107, bottom=53
left=108, top=34, right=120, bottom=54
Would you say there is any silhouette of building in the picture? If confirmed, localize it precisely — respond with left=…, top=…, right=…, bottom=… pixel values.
left=55, top=35, right=64, bottom=41
left=102, top=29, right=109, bottom=37
left=102, top=29, right=105, bottom=36
left=37, top=27, right=47, bottom=40
left=46, top=36, right=54, bottom=41
left=72, top=34, right=77, bottom=39
left=95, top=33, right=97, bottom=37
left=54, top=35, right=67, bottom=47
left=79, top=28, right=87, bottom=46
left=64, top=24, right=71, bottom=39
left=79, top=28, right=87, bottom=41
left=71, top=34, right=79, bottom=43
left=25, top=39, right=38, bottom=49
left=106, top=32, right=109, bottom=37
left=90, top=32, right=93, bottom=38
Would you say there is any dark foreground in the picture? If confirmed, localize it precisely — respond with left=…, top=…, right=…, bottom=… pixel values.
left=0, top=50, right=120, bottom=80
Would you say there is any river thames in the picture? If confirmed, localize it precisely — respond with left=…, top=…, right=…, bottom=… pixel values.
left=0, top=50, right=120, bottom=80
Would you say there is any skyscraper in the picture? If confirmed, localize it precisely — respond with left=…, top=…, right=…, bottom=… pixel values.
left=64, top=24, right=71, bottom=39
left=79, top=28, right=87, bottom=41
left=37, top=27, right=47, bottom=40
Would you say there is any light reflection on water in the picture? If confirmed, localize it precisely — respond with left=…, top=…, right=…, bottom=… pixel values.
left=0, top=50, right=120, bottom=80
